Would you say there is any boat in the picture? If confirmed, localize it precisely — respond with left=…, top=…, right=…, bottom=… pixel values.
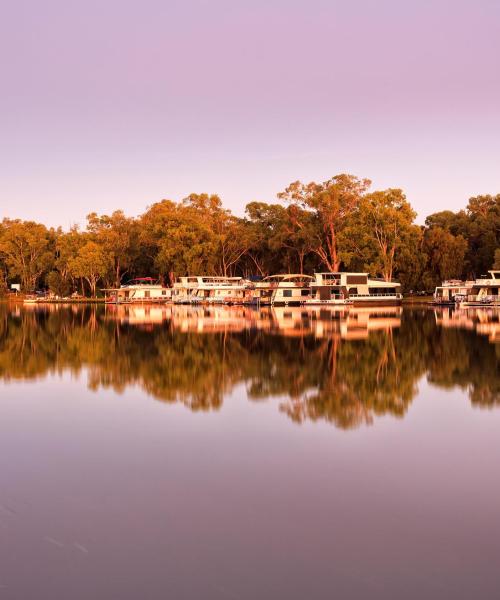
left=305, top=273, right=353, bottom=306
left=252, top=274, right=314, bottom=306
left=171, top=277, right=201, bottom=304
left=308, top=272, right=402, bottom=306
left=103, top=278, right=172, bottom=304
left=189, top=276, right=253, bottom=305
left=172, top=276, right=254, bottom=304
left=461, top=271, right=500, bottom=307
left=433, top=280, right=474, bottom=305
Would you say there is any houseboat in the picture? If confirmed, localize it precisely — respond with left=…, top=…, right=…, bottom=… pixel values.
left=433, top=280, right=474, bottom=305
left=103, top=278, right=172, bottom=304
left=306, top=272, right=402, bottom=306
left=172, top=276, right=253, bottom=304
left=462, top=271, right=500, bottom=306
left=252, top=274, right=314, bottom=306
left=171, top=276, right=201, bottom=303
left=190, top=277, right=253, bottom=304
left=305, top=272, right=353, bottom=306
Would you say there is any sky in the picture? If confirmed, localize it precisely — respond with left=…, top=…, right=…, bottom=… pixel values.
left=1, top=0, right=499, bottom=228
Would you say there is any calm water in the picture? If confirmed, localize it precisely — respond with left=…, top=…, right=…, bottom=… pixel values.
left=0, top=303, right=499, bottom=599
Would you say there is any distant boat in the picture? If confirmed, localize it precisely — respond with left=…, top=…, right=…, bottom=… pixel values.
left=461, top=271, right=500, bottom=307
left=308, top=272, right=402, bottom=306
left=433, top=280, right=474, bottom=305
left=103, top=278, right=172, bottom=304
left=187, top=276, right=252, bottom=305
left=252, top=274, right=314, bottom=306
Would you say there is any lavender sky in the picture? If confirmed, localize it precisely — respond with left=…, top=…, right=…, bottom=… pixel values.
left=1, top=0, right=499, bottom=227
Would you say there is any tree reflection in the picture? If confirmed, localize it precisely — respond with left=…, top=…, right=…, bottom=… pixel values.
left=0, top=304, right=498, bottom=428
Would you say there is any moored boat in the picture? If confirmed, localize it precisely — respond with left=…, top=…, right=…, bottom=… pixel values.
left=461, top=271, right=500, bottom=307
left=103, top=278, right=172, bottom=304
left=307, top=272, right=402, bottom=306
left=190, top=276, right=253, bottom=305
left=252, top=274, right=314, bottom=306
left=305, top=272, right=352, bottom=306
left=433, top=280, right=474, bottom=305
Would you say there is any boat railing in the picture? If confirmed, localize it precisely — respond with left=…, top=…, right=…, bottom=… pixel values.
left=349, top=292, right=402, bottom=298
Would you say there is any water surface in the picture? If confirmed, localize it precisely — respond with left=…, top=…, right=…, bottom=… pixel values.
left=0, top=304, right=499, bottom=599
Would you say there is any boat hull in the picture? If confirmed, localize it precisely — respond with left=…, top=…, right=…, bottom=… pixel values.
left=271, top=301, right=304, bottom=307
left=350, top=298, right=403, bottom=307
left=303, top=299, right=353, bottom=306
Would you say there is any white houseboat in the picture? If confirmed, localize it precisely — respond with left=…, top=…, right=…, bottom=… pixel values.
left=433, top=280, right=474, bottom=305
left=305, top=272, right=353, bottom=306
left=190, top=277, right=253, bottom=304
left=104, top=278, right=172, bottom=304
left=252, top=274, right=314, bottom=306
left=172, top=276, right=201, bottom=304
left=462, top=271, right=500, bottom=306
left=305, top=272, right=402, bottom=306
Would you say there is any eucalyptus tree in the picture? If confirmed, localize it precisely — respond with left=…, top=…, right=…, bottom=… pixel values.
left=87, top=210, right=140, bottom=287
left=343, top=188, right=421, bottom=282
left=278, top=174, right=370, bottom=272
left=422, top=227, right=468, bottom=288
left=0, top=218, right=54, bottom=291
left=68, top=240, right=112, bottom=297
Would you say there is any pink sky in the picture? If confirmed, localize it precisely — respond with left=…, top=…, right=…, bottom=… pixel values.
left=1, top=0, right=499, bottom=227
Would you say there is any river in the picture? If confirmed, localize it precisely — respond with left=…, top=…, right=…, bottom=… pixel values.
left=0, top=304, right=499, bottom=599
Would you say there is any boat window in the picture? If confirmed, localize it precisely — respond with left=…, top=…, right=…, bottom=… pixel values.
left=370, top=287, right=396, bottom=295
left=301, top=289, right=310, bottom=296
left=346, top=275, right=367, bottom=285
left=283, top=290, right=292, bottom=297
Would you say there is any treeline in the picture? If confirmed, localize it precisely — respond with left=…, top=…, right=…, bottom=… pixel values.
left=0, top=174, right=499, bottom=295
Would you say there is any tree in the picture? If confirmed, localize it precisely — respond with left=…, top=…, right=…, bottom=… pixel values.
left=54, top=226, right=85, bottom=294
left=424, top=194, right=499, bottom=280
left=494, top=248, right=500, bottom=270
left=243, top=202, right=312, bottom=275
left=464, top=194, right=499, bottom=276
left=140, top=198, right=218, bottom=279
left=87, top=210, right=138, bottom=287
left=422, top=227, right=468, bottom=288
left=47, top=271, right=72, bottom=297
left=68, top=241, right=112, bottom=297
left=345, top=189, right=418, bottom=281
left=182, top=194, right=250, bottom=276
left=0, top=219, right=54, bottom=291
left=278, top=174, right=370, bottom=271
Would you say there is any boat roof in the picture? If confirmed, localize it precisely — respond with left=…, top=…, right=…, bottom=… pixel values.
left=316, top=272, right=369, bottom=276
left=263, top=274, right=314, bottom=281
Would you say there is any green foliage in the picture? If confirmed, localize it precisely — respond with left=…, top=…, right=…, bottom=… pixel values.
left=47, top=270, right=73, bottom=297
left=425, top=195, right=499, bottom=278
left=0, top=219, right=54, bottom=291
left=421, top=227, right=468, bottom=288
left=343, top=189, right=419, bottom=281
left=278, top=174, right=370, bottom=271
left=68, top=240, right=113, bottom=297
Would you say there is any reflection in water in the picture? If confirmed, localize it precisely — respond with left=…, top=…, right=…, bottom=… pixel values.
left=435, top=306, right=500, bottom=343
left=0, top=304, right=498, bottom=427
left=433, top=307, right=500, bottom=407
